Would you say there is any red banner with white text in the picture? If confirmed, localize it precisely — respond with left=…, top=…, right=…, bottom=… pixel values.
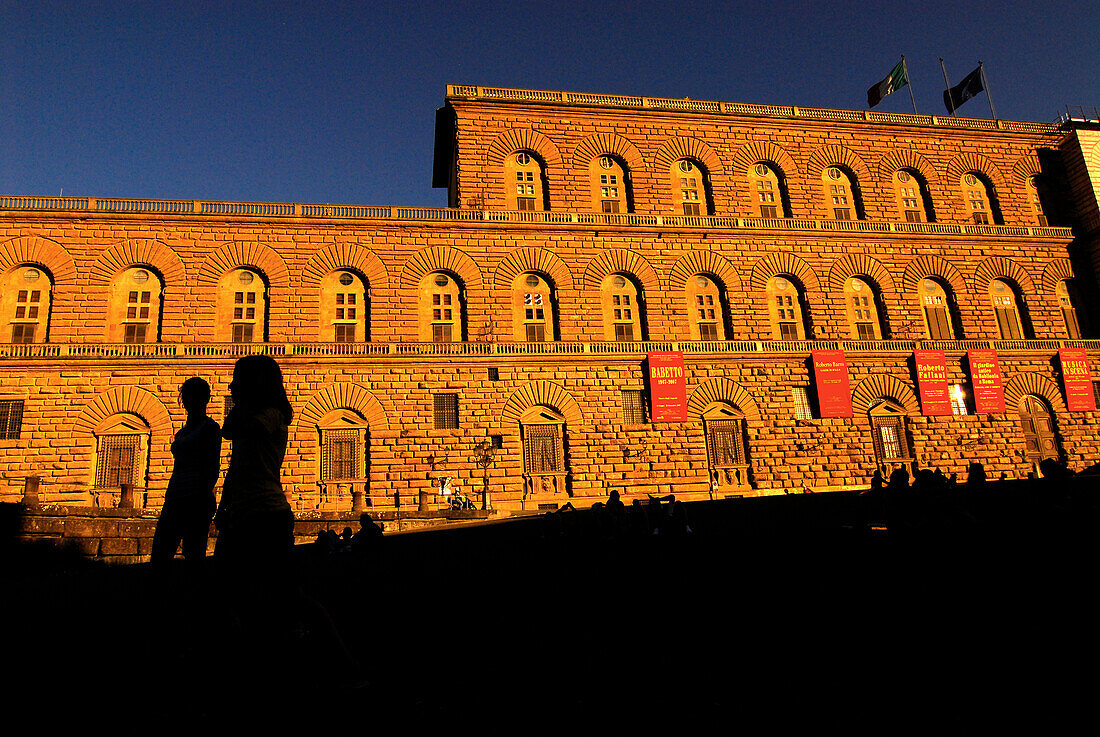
left=647, top=351, right=688, bottom=422
left=812, top=350, right=853, bottom=417
left=1059, top=348, right=1096, bottom=411
left=914, top=350, right=952, bottom=415
left=967, top=349, right=1006, bottom=413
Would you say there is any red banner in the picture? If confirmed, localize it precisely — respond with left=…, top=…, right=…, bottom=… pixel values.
left=647, top=351, right=688, bottom=422
left=914, top=350, right=952, bottom=415
left=1059, top=348, right=1096, bottom=411
left=967, top=349, right=1006, bottom=413
left=811, top=350, right=853, bottom=417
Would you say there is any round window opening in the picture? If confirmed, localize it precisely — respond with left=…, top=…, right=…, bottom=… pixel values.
left=516, top=152, right=531, bottom=166
left=897, top=170, right=911, bottom=183
left=525, top=274, right=541, bottom=288
left=434, top=274, right=449, bottom=287
left=339, top=272, right=354, bottom=286
left=993, top=280, right=1007, bottom=293
left=828, top=167, right=842, bottom=180
left=754, top=164, right=769, bottom=177
left=612, top=275, right=627, bottom=289
left=238, top=271, right=255, bottom=286
left=678, top=160, right=695, bottom=173
left=775, top=278, right=790, bottom=291
left=965, top=174, right=978, bottom=186
left=923, top=279, right=938, bottom=293
left=852, top=279, right=864, bottom=291
left=133, top=269, right=150, bottom=284
left=24, top=268, right=40, bottom=283
left=696, top=276, right=710, bottom=289
left=599, top=156, right=614, bottom=169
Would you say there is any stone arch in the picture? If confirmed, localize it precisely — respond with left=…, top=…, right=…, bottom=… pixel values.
left=687, top=378, right=761, bottom=422
left=877, top=148, right=939, bottom=185
left=582, top=249, right=660, bottom=293
left=1010, top=154, right=1042, bottom=185
left=297, top=382, right=391, bottom=433
left=945, top=152, right=1008, bottom=191
left=400, top=246, right=483, bottom=291
left=972, top=256, right=1035, bottom=294
left=806, top=144, right=873, bottom=183
left=196, top=242, right=290, bottom=288
left=500, top=381, right=584, bottom=427
left=302, top=243, right=388, bottom=291
left=748, top=253, right=820, bottom=292
left=652, top=136, right=724, bottom=175
left=1041, top=258, right=1075, bottom=294
left=486, top=128, right=562, bottom=170
left=851, top=375, right=920, bottom=415
left=668, top=250, right=743, bottom=292
left=828, top=254, right=895, bottom=293
left=729, top=140, right=799, bottom=178
left=493, top=247, right=575, bottom=293
left=89, top=239, right=186, bottom=286
left=570, top=133, right=644, bottom=172
left=902, top=255, right=968, bottom=295
left=0, top=235, right=76, bottom=283
left=73, top=385, right=174, bottom=438
left=1004, top=373, right=1067, bottom=414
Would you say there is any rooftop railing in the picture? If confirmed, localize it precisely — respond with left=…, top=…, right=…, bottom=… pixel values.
left=2, top=339, right=1098, bottom=362
left=446, top=85, right=1060, bottom=135
left=0, top=196, right=1075, bottom=239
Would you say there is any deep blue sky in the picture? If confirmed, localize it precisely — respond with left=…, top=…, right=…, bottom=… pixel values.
left=1, top=0, right=1097, bottom=206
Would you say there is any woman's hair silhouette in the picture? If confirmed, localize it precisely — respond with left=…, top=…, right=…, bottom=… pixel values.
left=229, top=354, right=292, bottom=424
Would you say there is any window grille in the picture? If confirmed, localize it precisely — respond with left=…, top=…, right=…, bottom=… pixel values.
left=706, top=419, right=747, bottom=467
left=322, top=429, right=363, bottom=481
left=433, top=394, right=459, bottom=429
left=523, top=424, right=563, bottom=474
left=871, top=416, right=909, bottom=463
left=487, top=367, right=500, bottom=381
left=96, top=434, right=139, bottom=488
left=792, top=388, right=813, bottom=421
left=621, top=390, right=647, bottom=424
left=0, top=399, right=24, bottom=440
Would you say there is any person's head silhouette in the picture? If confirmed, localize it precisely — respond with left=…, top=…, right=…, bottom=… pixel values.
left=179, top=376, right=211, bottom=418
left=229, top=354, right=293, bottom=423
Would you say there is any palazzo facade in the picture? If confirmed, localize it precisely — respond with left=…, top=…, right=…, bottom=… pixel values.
left=3, top=85, right=1100, bottom=514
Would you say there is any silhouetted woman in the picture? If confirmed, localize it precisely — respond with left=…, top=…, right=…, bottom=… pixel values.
left=214, top=355, right=294, bottom=575
left=151, top=377, right=221, bottom=568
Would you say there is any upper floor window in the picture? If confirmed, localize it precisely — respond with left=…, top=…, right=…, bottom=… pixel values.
left=672, top=159, right=712, bottom=216
left=963, top=172, right=1001, bottom=225
left=1028, top=176, right=1050, bottom=226
left=322, top=270, right=368, bottom=343
left=844, top=277, right=885, bottom=340
left=591, top=155, right=631, bottom=214
left=512, top=272, right=556, bottom=342
left=989, top=278, right=1026, bottom=339
left=601, top=273, right=645, bottom=342
left=919, top=278, right=958, bottom=340
left=749, top=163, right=786, bottom=219
left=893, top=169, right=934, bottom=223
left=823, top=167, right=861, bottom=221
left=420, top=272, right=464, bottom=343
left=766, top=276, right=810, bottom=341
left=3, top=265, right=51, bottom=344
left=218, top=268, right=267, bottom=343
left=687, top=275, right=728, bottom=341
left=1058, top=279, right=1081, bottom=339
left=504, top=151, right=548, bottom=212
left=108, top=267, right=162, bottom=344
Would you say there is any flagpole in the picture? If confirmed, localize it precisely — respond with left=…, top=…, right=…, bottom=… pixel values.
left=939, top=58, right=956, bottom=116
left=979, top=61, right=997, bottom=119
left=902, top=55, right=917, bottom=114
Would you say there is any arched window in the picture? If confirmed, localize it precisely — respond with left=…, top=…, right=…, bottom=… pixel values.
left=217, top=268, right=267, bottom=343
left=989, top=279, right=1026, bottom=339
left=844, top=277, right=886, bottom=340
left=686, top=274, right=728, bottom=341
left=93, top=413, right=151, bottom=500
left=1028, top=176, right=1050, bottom=226
left=869, top=398, right=913, bottom=476
left=520, top=405, right=568, bottom=503
left=107, top=267, right=163, bottom=344
left=672, top=159, right=713, bottom=216
left=749, top=162, right=786, bottom=219
left=601, top=273, right=645, bottom=342
left=766, top=275, right=810, bottom=341
left=1018, top=395, right=1061, bottom=469
left=512, top=272, right=556, bottom=342
left=317, top=408, right=369, bottom=510
left=823, top=166, right=861, bottom=220
left=702, top=403, right=751, bottom=493
left=591, top=155, right=632, bottom=213
left=962, top=172, right=1001, bottom=225
left=1057, top=279, right=1081, bottom=339
left=2, top=265, right=51, bottom=344
left=321, top=270, right=368, bottom=343
left=419, top=271, right=464, bottom=343
left=918, top=278, right=958, bottom=340
left=504, top=151, right=548, bottom=212
left=893, top=169, right=934, bottom=223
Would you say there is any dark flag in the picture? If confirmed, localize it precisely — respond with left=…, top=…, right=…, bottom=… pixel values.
left=943, top=66, right=984, bottom=113
left=867, top=59, right=908, bottom=108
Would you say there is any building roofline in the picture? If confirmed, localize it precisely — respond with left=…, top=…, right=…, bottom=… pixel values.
left=444, top=84, right=1060, bottom=136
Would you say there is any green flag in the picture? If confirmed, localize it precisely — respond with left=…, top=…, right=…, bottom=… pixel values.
left=867, top=60, right=908, bottom=108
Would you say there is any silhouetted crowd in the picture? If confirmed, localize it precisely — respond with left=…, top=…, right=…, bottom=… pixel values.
left=540, top=489, right=694, bottom=541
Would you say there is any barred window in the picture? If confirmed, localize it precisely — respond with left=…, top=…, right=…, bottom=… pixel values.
left=0, top=399, right=24, bottom=440
left=870, top=400, right=912, bottom=468
left=322, top=429, right=364, bottom=481
left=621, top=389, right=647, bottom=424
left=792, top=387, right=813, bottom=421
left=96, top=434, right=139, bottom=488
left=523, top=423, right=563, bottom=474
left=433, top=393, right=459, bottom=429
left=706, top=419, right=747, bottom=467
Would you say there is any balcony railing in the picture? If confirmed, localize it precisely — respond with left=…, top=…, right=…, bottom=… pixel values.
left=0, top=195, right=1074, bottom=239
left=3, top=339, right=1099, bottom=362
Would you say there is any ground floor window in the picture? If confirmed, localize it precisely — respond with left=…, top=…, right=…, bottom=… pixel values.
left=702, top=403, right=751, bottom=493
